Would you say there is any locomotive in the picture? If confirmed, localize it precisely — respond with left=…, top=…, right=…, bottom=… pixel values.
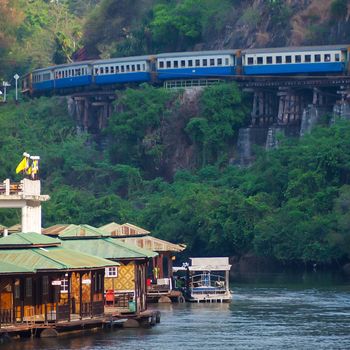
left=21, top=44, right=350, bottom=96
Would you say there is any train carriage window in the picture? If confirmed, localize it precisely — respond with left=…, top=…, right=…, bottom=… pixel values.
left=121, top=65, right=125, bottom=72
left=324, top=54, right=331, bottom=62
left=166, top=61, right=171, bottom=68
left=295, top=55, right=301, bottom=63
left=131, top=65, right=135, bottom=72
left=314, top=54, right=321, bottom=62
left=335, top=53, right=340, bottom=62
left=285, top=55, right=292, bottom=63
left=100, top=67, right=104, bottom=74
left=105, top=67, right=109, bottom=74
left=111, top=66, right=114, bottom=73
left=173, top=61, right=178, bottom=68
left=181, top=60, right=186, bottom=67
left=159, top=61, right=164, bottom=68
left=137, top=64, right=141, bottom=71
left=203, top=59, right=208, bottom=66
left=95, top=68, right=98, bottom=75
left=188, top=60, right=193, bottom=67
left=276, top=56, right=282, bottom=64
left=210, top=58, right=215, bottom=66
left=126, top=65, right=130, bottom=72
left=257, top=57, right=263, bottom=64
left=195, top=59, right=200, bottom=67
left=305, top=55, right=311, bottom=63
left=266, top=56, right=273, bottom=64
left=116, top=66, right=119, bottom=73
left=247, top=57, right=254, bottom=65
left=143, top=64, right=146, bottom=71
left=225, top=58, right=229, bottom=65
left=217, top=58, right=223, bottom=66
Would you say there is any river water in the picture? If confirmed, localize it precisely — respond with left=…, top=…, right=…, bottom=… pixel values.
left=4, top=272, right=350, bottom=350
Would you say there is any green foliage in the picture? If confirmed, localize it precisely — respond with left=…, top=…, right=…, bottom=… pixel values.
left=106, top=85, right=178, bottom=174
left=185, top=83, right=249, bottom=165
left=330, top=0, right=348, bottom=19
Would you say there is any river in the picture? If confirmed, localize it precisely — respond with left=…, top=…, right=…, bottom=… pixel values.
left=3, top=272, right=350, bottom=350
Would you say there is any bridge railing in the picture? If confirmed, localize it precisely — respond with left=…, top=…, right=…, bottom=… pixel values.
left=0, top=179, right=22, bottom=195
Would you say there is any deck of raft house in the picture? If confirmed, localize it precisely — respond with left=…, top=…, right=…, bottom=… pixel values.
left=0, top=178, right=186, bottom=339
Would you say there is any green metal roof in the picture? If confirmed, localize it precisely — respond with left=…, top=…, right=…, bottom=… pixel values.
left=0, top=261, right=33, bottom=274
left=58, top=224, right=110, bottom=238
left=0, top=246, right=117, bottom=272
left=0, top=232, right=61, bottom=248
left=61, top=237, right=157, bottom=260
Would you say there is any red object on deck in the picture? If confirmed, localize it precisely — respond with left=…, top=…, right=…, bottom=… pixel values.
left=147, top=278, right=152, bottom=287
left=106, top=289, right=114, bottom=302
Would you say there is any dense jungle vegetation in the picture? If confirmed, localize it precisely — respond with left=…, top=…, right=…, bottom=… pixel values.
left=1, top=0, right=350, bottom=268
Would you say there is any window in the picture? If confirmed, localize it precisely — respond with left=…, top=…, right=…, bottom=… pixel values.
left=188, top=60, right=193, bottom=67
left=285, top=55, right=292, bottom=63
left=195, top=59, right=200, bottom=67
left=276, top=56, right=282, bottom=64
left=95, top=68, right=98, bottom=75
left=105, top=267, right=118, bottom=277
left=166, top=61, right=171, bottom=68
left=266, top=56, right=273, bottom=64
left=247, top=57, right=254, bottom=65
left=116, top=66, right=119, bottom=73
left=315, top=54, right=321, bottom=62
left=203, top=59, right=208, bottom=66
left=126, top=65, right=130, bottom=72
left=225, top=58, right=229, bottom=65
left=111, top=66, right=114, bottom=73
left=121, top=65, right=125, bottom=72
left=324, top=54, right=331, bottom=62
left=335, top=53, right=340, bottom=62
left=173, top=61, right=178, bottom=68
left=159, top=61, right=164, bottom=69
left=217, top=58, right=223, bottom=66
left=210, top=58, right=215, bottom=66
left=181, top=60, right=186, bottom=67
left=105, top=67, right=109, bottom=74
left=25, top=278, right=32, bottom=298
left=130, top=65, right=134, bottom=72
left=14, top=281, right=20, bottom=299
left=137, top=64, right=141, bottom=71
left=143, top=64, right=146, bottom=71
left=295, top=55, right=301, bottom=63
left=43, top=276, right=49, bottom=295
left=100, top=67, right=104, bottom=74
left=60, top=279, right=68, bottom=293
left=257, top=57, right=263, bottom=64
left=305, top=55, right=311, bottom=63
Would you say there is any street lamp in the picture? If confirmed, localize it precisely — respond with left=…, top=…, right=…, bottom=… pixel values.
left=14, top=74, right=19, bottom=103
left=2, top=81, right=10, bottom=103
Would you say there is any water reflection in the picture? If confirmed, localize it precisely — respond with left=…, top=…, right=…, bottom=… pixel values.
left=3, top=272, right=350, bottom=350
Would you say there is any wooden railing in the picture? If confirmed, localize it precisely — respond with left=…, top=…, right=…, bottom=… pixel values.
left=57, top=303, right=70, bottom=322
left=0, top=308, right=13, bottom=327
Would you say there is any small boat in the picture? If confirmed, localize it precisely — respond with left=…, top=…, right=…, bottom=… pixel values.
left=173, top=257, right=232, bottom=303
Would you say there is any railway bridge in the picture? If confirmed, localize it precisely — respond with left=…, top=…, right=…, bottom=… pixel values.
left=66, top=75, right=350, bottom=165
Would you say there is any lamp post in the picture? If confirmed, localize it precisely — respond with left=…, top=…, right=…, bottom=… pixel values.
left=14, top=74, right=19, bottom=103
left=2, top=81, right=10, bottom=103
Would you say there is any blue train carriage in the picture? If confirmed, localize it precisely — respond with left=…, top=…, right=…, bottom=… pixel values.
left=31, top=66, right=55, bottom=94
left=156, top=50, right=237, bottom=80
left=53, top=61, right=93, bottom=90
left=93, top=56, right=152, bottom=85
left=242, top=45, right=349, bottom=75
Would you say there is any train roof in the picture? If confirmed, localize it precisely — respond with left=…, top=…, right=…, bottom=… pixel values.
left=156, top=50, right=237, bottom=58
left=33, top=60, right=95, bottom=73
left=242, top=44, right=349, bottom=54
left=95, top=55, right=151, bottom=65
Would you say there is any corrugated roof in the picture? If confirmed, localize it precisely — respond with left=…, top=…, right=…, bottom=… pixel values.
left=61, top=237, right=157, bottom=260
left=99, top=222, right=150, bottom=237
left=42, top=224, right=73, bottom=236
left=0, top=261, right=33, bottom=274
left=121, top=236, right=186, bottom=253
left=0, top=246, right=117, bottom=272
left=0, top=232, right=61, bottom=248
left=58, top=224, right=110, bottom=238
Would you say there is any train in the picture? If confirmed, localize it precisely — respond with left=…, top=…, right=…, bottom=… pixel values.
left=21, top=44, right=350, bottom=96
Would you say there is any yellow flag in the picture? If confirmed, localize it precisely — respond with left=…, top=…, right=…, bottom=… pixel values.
left=15, top=157, right=27, bottom=174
